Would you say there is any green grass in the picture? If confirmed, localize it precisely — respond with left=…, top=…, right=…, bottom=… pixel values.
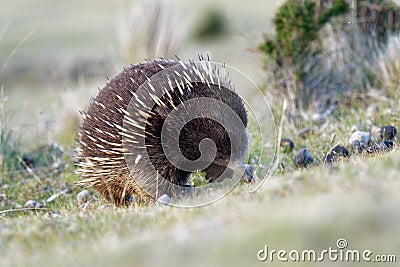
left=0, top=101, right=399, bottom=266
left=0, top=91, right=21, bottom=174
left=1, top=148, right=399, bottom=267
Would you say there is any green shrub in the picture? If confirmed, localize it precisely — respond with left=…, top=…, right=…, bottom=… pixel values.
left=0, top=91, right=21, bottom=174
left=194, top=8, right=229, bottom=40
left=260, top=0, right=400, bottom=116
left=260, top=0, right=349, bottom=68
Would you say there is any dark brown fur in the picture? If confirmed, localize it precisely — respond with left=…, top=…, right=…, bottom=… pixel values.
left=76, top=59, right=251, bottom=205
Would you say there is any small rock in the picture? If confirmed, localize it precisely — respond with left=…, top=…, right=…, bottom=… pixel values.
left=349, top=131, right=371, bottom=147
left=48, top=211, right=61, bottom=218
left=280, top=138, right=295, bottom=153
left=157, top=194, right=171, bottom=205
left=294, top=148, right=314, bottom=168
left=381, top=126, right=397, bottom=140
left=298, top=128, right=315, bottom=139
left=62, top=185, right=73, bottom=194
left=77, top=190, right=91, bottom=205
left=42, top=186, right=53, bottom=194
left=24, top=200, right=37, bottom=209
left=0, top=193, right=6, bottom=202
left=367, top=140, right=394, bottom=154
left=324, top=145, right=349, bottom=164
left=350, top=140, right=366, bottom=154
left=383, top=140, right=395, bottom=149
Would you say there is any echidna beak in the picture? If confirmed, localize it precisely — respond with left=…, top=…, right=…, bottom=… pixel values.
left=231, top=163, right=254, bottom=183
left=242, top=167, right=254, bottom=183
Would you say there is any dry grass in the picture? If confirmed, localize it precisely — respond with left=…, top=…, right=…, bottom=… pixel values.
left=1, top=95, right=399, bottom=266
left=116, top=0, right=189, bottom=65
left=376, top=34, right=400, bottom=99
left=1, top=148, right=399, bottom=267
left=0, top=89, right=21, bottom=174
left=265, top=17, right=400, bottom=119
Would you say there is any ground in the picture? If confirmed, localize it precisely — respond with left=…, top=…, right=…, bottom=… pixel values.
left=1, top=100, right=399, bottom=266
left=1, top=147, right=399, bottom=267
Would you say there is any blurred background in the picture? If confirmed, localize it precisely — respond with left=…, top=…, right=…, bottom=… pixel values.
left=0, top=0, right=284, bottom=143
left=2, top=0, right=400, bottom=141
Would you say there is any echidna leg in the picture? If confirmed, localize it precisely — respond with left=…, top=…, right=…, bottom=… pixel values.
left=175, top=170, right=192, bottom=186
left=175, top=170, right=194, bottom=198
left=204, top=163, right=234, bottom=183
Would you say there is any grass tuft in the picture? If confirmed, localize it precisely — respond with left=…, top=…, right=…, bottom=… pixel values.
left=116, top=0, right=188, bottom=65
left=376, top=33, right=400, bottom=99
left=0, top=88, right=21, bottom=175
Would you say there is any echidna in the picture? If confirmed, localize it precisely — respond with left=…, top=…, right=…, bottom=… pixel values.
left=76, top=58, right=253, bottom=205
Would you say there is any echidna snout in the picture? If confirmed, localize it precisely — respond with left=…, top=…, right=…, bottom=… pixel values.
left=76, top=59, right=251, bottom=205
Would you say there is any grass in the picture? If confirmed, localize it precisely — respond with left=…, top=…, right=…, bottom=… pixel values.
left=0, top=89, right=21, bottom=175
left=1, top=146, right=399, bottom=267
left=0, top=0, right=117, bottom=64
left=116, top=0, right=188, bottom=65
left=376, top=34, right=400, bottom=99
left=0, top=100, right=399, bottom=266
left=262, top=5, right=400, bottom=117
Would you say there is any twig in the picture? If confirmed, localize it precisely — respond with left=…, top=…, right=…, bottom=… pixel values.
left=0, top=207, right=52, bottom=215
left=18, top=156, right=43, bottom=184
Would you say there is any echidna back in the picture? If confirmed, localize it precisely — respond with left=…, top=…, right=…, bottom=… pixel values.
left=77, top=60, right=178, bottom=203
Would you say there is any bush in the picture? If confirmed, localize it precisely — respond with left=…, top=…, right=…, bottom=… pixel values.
left=116, top=0, right=188, bottom=65
left=376, top=34, right=400, bottom=99
left=0, top=90, right=21, bottom=174
left=260, top=0, right=349, bottom=68
left=260, top=0, right=400, bottom=117
left=194, top=9, right=229, bottom=40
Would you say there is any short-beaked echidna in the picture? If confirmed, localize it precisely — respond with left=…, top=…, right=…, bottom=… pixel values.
left=76, top=58, right=253, bottom=205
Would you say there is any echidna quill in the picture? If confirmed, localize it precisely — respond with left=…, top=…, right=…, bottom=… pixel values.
left=76, top=58, right=253, bottom=205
